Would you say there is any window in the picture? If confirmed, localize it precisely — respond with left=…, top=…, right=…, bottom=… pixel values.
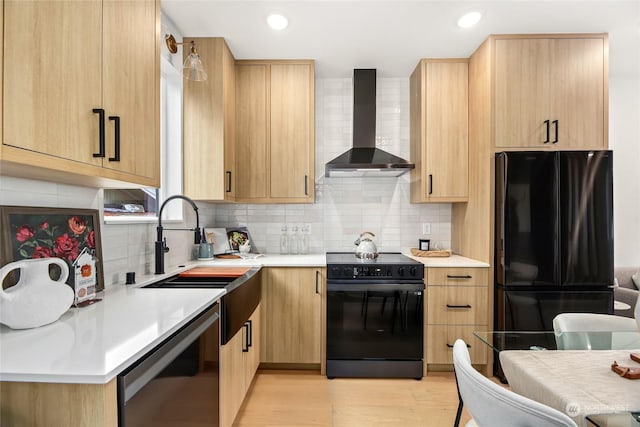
left=104, top=56, right=183, bottom=223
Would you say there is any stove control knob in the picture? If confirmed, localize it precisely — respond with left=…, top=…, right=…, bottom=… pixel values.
left=409, top=266, right=418, bottom=277
left=343, top=267, right=352, bottom=277
left=397, top=267, right=405, bottom=276
left=331, top=266, right=340, bottom=277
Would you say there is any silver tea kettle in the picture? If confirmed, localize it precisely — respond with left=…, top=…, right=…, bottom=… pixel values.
left=354, top=231, right=378, bottom=259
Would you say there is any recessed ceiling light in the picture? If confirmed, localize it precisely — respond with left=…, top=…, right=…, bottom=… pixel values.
left=267, top=13, right=288, bottom=30
left=457, top=11, right=482, bottom=29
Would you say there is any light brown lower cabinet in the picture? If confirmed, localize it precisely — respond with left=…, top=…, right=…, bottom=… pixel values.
left=0, top=379, right=118, bottom=426
left=426, top=324, right=488, bottom=364
left=424, top=267, right=489, bottom=373
left=220, top=303, right=261, bottom=427
left=261, top=267, right=323, bottom=365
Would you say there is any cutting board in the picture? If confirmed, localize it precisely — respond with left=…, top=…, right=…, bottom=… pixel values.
left=178, top=267, right=251, bottom=278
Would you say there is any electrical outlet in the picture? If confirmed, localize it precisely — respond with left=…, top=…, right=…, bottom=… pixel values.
left=422, top=223, right=431, bottom=235
left=302, top=224, right=311, bottom=234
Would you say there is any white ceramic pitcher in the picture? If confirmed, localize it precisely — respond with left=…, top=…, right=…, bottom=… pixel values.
left=0, top=258, right=73, bottom=329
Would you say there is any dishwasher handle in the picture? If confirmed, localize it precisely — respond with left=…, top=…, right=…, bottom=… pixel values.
left=118, top=303, right=219, bottom=404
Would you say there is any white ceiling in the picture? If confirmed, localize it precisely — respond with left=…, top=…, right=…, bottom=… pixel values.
left=162, top=0, right=640, bottom=78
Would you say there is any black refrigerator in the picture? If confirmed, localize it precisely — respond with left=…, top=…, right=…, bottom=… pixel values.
left=495, top=151, right=614, bottom=337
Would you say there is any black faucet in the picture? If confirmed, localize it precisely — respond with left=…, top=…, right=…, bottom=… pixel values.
left=155, top=195, right=202, bottom=274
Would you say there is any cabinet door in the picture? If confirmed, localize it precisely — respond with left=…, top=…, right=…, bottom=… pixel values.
left=235, top=64, right=268, bottom=199
left=494, top=38, right=552, bottom=148
left=550, top=38, right=606, bottom=149
left=220, top=329, right=246, bottom=427
left=270, top=63, right=314, bottom=200
left=244, top=304, right=261, bottom=392
left=424, top=61, right=468, bottom=200
left=3, top=0, right=103, bottom=166
left=102, top=0, right=158, bottom=179
left=184, top=38, right=236, bottom=200
left=263, top=268, right=321, bottom=364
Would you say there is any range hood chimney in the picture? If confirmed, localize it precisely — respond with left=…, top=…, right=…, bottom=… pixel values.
left=325, top=69, right=415, bottom=178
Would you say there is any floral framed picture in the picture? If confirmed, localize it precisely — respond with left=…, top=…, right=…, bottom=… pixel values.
left=0, top=206, right=104, bottom=303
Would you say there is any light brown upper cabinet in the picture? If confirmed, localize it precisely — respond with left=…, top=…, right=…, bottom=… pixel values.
left=410, top=59, right=469, bottom=203
left=1, top=0, right=160, bottom=188
left=493, top=35, right=608, bottom=150
left=183, top=38, right=236, bottom=201
left=235, top=60, right=315, bottom=203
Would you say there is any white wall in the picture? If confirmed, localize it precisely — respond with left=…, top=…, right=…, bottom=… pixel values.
left=213, top=78, right=451, bottom=254
left=609, top=75, right=640, bottom=267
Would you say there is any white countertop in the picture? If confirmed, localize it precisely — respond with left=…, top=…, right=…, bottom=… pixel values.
left=0, top=284, right=225, bottom=384
left=402, top=251, right=490, bottom=268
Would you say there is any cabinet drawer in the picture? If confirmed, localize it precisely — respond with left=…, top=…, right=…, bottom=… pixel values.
left=427, top=267, right=488, bottom=286
left=426, top=325, right=487, bottom=364
left=427, top=286, right=488, bottom=325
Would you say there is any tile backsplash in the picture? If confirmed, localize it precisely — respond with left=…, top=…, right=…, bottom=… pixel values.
left=213, top=77, right=451, bottom=254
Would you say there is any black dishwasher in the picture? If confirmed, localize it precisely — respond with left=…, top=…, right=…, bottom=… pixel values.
left=117, top=303, right=219, bottom=427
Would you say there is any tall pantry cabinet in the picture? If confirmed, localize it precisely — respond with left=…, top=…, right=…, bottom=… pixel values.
left=1, top=0, right=160, bottom=188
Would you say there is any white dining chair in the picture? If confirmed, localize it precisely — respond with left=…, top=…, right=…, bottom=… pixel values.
left=452, top=339, right=578, bottom=427
left=552, top=312, right=639, bottom=350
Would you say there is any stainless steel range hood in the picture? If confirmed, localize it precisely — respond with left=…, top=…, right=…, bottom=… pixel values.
left=325, top=69, right=414, bottom=178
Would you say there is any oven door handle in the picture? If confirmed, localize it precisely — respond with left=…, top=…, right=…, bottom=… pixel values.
left=118, top=303, right=219, bottom=404
left=327, top=282, right=424, bottom=292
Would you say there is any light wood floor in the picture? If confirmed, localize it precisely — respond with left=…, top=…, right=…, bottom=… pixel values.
left=234, top=370, right=472, bottom=426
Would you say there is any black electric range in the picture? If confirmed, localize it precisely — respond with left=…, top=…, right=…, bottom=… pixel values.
left=325, top=252, right=425, bottom=379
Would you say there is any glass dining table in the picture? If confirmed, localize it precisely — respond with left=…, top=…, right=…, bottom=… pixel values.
left=473, top=330, right=640, bottom=353
left=472, top=330, right=640, bottom=427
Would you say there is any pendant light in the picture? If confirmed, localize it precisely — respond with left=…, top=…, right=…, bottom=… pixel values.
left=165, top=34, right=207, bottom=82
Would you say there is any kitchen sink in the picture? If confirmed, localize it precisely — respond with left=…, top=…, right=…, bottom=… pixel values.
left=143, top=275, right=236, bottom=288
left=143, top=267, right=262, bottom=344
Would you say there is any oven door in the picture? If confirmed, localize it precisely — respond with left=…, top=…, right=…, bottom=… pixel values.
left=326, top=282, right=424, bottom=361
left=117, top=303, right=219, bottom=427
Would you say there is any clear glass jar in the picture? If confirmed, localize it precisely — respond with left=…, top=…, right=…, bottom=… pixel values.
left=290, top=225, right=300, bottom=255
left=300, top=231, right=309, bottom=254
left=279, top=225, right=289, bottom=255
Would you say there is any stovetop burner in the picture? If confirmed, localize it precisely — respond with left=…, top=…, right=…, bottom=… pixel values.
left=326, top=252, right=424, bottom=281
